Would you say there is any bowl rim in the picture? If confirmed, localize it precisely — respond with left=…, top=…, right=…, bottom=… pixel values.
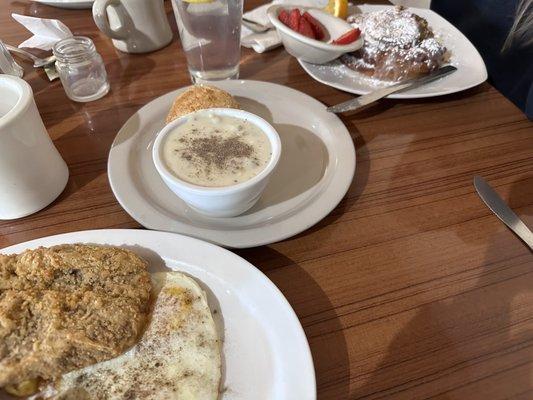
left=152, top=108, right=281, bottom=195
left=267, top=4, right=363, bottom=52
left=0, top=75, right=31, bottom=130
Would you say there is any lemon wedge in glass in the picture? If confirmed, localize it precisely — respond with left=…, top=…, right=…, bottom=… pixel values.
left=323, top=0, right=349, bottom=19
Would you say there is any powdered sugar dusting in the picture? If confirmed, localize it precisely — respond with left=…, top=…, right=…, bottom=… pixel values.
left=349, top=7, right=426, bottom=50
left=343, top=6, right=448, bottom=82
left=313, top=60, right=394, bottom=88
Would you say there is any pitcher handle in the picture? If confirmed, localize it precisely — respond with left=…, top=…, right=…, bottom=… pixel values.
left=92, top=0, right=129, bottom=40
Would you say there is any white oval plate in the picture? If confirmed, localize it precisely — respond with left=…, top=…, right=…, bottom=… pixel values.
left=108, top=80, right=356, bottom=248
left=33, top=0, right=94, bottom=9
left=0, top=229, right=316, bottom=400
left=299, top=5, right=488, bottom=99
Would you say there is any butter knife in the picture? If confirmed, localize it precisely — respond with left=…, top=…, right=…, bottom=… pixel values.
left=474, top=175, right=533, bottom=250
left=327, top=65, right=458, bottom=113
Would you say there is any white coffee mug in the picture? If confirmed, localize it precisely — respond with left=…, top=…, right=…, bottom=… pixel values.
left=0, top=76, right=69, bottom=220
left=92, top=0, right=173, bottom=53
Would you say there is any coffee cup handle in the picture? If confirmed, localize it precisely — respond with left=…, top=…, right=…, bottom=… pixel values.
left=92, top=0, right=129, bottom=40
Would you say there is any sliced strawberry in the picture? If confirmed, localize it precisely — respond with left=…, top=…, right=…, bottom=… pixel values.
left=332, top=28, right=361, bottom=45
left=297, top=16, right=315, bottom=39
left=302, top=12, right=324, bottom=40
left=288, top=8, right=301, bottom=32
left=278, top=9, right=290, bottom=26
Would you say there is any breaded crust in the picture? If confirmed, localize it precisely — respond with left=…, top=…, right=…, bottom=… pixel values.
left=0, top=244, right=151, bottom=387
left=166, top=85, right=240, bottom=124
left=53, top=272, right=221, bottom=400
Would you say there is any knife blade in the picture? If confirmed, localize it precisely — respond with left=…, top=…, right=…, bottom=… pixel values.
left=327, top=65, right=458, bottom=114
left=474, top=175, right=533, bottom=250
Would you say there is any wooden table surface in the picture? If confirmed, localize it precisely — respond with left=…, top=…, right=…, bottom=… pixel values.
left=2, top=1, right=532, bottom=398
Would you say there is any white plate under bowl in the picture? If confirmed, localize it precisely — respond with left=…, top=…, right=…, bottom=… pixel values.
left=299, top=4, right=488, bottom=99
left=108, top=80, right=356, bottom=248
left=0, top=229, right=316, bottom=400
left=33, top=0, right=94, bottom=9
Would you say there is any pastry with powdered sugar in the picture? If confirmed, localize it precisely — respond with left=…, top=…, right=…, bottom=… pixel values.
left=341, top=6, right=448, bottom=81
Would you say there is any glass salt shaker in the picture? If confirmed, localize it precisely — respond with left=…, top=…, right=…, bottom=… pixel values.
left=53, top=36, right=110, bottom=102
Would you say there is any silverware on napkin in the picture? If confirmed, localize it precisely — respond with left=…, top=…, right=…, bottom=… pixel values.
left=242, top=17, right=272, bottom=33
left=327, top=65, right=458, bottom=114
left=474, top=175, right=533, bottom=250
left=4, top=44, right=58, bottom=81
left=5, top=44, right=56, bottom=67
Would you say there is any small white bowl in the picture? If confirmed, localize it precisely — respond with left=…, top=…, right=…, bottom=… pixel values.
left=267, top=5, right=363, bottom=64
left=152, top=108, right=281, bottom=218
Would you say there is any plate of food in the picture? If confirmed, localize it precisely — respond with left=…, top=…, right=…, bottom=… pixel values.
left=33, top=0, right=94, bottom=9
left=107, top=80, right=356, bottom=248
left=0, top=229, right=316, bottom=399
left=299, top=5, right=488, bottom=98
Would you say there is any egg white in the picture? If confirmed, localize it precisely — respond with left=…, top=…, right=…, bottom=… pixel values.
left=51, top=272, right=221, bottom=400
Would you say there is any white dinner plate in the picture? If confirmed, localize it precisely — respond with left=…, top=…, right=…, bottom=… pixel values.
left=0, top=229, right=316, bottom=400
left=299, top=4, right=488, bottom=98
left=33, top=0, right=94, bottom=10
left=108, top=80, right=356, bottom=248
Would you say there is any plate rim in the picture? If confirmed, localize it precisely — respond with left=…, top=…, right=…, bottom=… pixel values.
left=34, top=0, right=94, bottom=8
left=108, top=79, right=356, bottom=248
left=299, top=4, right=488, bottom=99
left=0, top=228, right=317, bottom=400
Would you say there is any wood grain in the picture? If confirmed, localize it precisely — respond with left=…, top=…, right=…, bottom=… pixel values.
left=1, top=1, right=532, bottom=399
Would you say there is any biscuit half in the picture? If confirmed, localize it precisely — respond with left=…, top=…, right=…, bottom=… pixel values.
left=166, top=85, right=240, bottom=124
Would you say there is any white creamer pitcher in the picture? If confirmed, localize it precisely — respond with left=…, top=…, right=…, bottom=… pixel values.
left=0, top=75, right=69, bottom=220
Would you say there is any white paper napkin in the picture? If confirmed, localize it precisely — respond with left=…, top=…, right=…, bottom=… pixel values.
left=241, top=0, right=327, bottom=53
left=12, top=13, right=73, bottom=51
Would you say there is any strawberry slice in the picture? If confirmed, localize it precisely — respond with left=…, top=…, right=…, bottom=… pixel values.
left=288, top=8, right=301, bottom=32
left=298, top=16, right=315, bottom=39
left=278, top=9, right=290, bottom=26
left=332, top=28, right=361, bottom=45
left=302, top=12, right=324, bottom=40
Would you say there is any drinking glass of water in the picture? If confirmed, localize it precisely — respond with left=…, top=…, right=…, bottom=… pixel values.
left=172, top=0, right=243, bottom=82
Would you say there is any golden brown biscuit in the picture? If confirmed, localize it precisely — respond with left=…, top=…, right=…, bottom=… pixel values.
left=0, top=244, right=151, bottom=389
left=166, top=85, right=240, bottom=124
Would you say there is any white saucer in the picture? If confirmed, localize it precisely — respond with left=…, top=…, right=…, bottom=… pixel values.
left=299, top=5, right=488, bottom=99
left=108, top=80, right=356, bottom=248
left=0, top=229, right=316, bottom=399
left=33, top=0, right=94, bottom=9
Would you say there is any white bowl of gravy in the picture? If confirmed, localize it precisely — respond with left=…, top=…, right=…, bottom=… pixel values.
left=153, top=108, right=281, bottom=218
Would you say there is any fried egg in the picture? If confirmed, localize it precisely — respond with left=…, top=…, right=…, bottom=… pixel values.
left=50, top=272, right=221, bottom=400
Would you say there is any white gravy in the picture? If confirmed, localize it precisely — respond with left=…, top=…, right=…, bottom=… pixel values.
left=162, top=114, right=272, bottom=187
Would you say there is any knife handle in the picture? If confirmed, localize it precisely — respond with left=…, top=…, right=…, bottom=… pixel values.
left=508, top=219, right=533, bottom=250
